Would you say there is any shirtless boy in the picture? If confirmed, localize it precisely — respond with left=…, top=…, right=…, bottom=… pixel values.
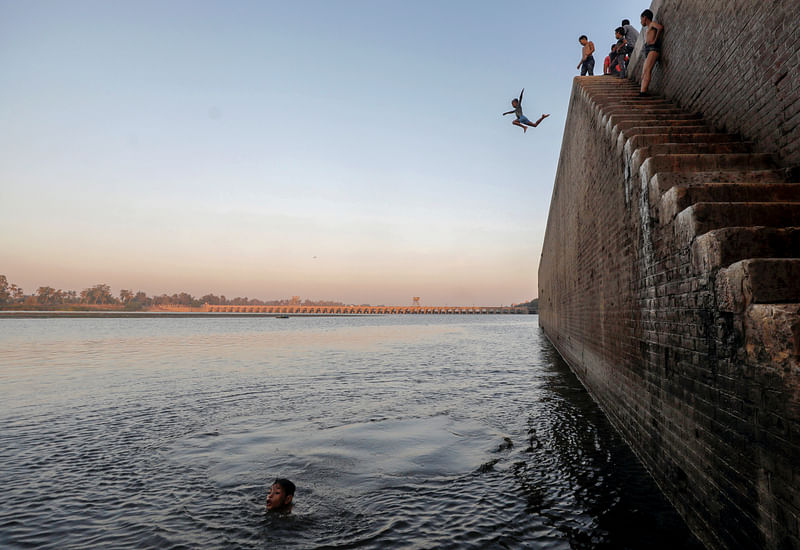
left=577, top=35, right=595, bottom=76
left=639, top=9, right=664, bottom=95
left=266, top=478, right=295, bottom=513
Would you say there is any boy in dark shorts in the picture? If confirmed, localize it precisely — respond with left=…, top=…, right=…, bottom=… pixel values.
left=502, top=88, right=549, bottom=133
left=577, top=35, right=595, bottom=76
left=639, top=9, right=664, bottom=95
left=614, top=27, right=628, bottom=78
left=266, top=478, right=296, bottom=513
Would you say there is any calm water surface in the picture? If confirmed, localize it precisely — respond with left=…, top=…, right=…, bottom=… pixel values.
left=0, top=315, right=702, bottom=549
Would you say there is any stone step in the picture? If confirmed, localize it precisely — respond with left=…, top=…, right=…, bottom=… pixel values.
left=627, top=134, right=739, bottom=150
left=582, top=82, right=652, bottom=91
left=604, top=100, right=677, bottom=109
left=740, top=303, right=800, bottom=370
left=633, top=143, right=756, bottom=174
left=594, top=91, right=672, bottom=99
left=641, top=153, right=777, bottom=186
left=649, top=169, right=798, bottom=199
left=692, top=227, right=800, bottom=271
left=608, top=112, right=704, bottom=124
left=580, top=78, right=637, bottom=87
left=602, top=105, right=689, bottom=115
left=602, top=99, right=681, bottom=106
left=615, top=126, right=721, bottom=145
left=608, top=96, right=673, bottom=102
left=614, top=119, right=720, bottom=133
left=606, top=110, right=693, bottom=120
left=585, top=87, right=659, bottom=96
left=675, top=202, right=800, bottom=244
left=621, top=126, right=721, bottom=137
left=716, top=259, right=800, bottom=312
left=588, top=95, right=675, bottom=106
left=624, top=133, right=743, bottom=158
left=661, top=183, right=800, bottom=222
left=608, top=114, right=705, bottom=130
left=651, top=143, right=753, bottom=154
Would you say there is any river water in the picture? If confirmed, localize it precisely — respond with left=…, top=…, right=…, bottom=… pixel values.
left=0, top=315, right=702, bottom=549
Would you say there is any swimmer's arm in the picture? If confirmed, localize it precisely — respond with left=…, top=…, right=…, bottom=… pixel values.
left=519, top=88, right=524, bottom=105
left=502, top=110, right=515, bottom=116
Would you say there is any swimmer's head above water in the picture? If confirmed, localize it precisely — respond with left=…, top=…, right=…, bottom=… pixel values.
left=266, top=478, right=296, bottom=513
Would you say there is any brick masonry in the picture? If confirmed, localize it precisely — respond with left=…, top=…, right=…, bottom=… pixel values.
left=628, top=0, right=800, bottom=167
left=539, top=6, right=800, bottom=547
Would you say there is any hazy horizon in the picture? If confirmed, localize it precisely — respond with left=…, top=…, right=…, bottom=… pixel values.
left=1, top=0, right=647, bottom=306
left=0, top=274, right=536, bottom=307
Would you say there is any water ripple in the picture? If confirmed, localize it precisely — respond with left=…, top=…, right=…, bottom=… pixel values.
left=0, top=316, right=701, bottom=549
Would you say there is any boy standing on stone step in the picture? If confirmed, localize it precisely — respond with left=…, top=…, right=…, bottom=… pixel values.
left=621, top=19, right=639, bottom=52
left=639, top=9, right=663, bottom=95
left=614, top=27, right=628, bottom=78
left=577, top=35, right=595, bottom=76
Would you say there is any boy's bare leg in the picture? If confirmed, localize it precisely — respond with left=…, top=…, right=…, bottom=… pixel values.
left=512, top=119, right=527, bottom=133
left=640, top=51, right=659, bottom=93
left=528, top=113, right=551, bottom=127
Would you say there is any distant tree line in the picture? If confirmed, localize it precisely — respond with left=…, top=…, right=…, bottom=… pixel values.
left=0, top=275, right=347, bottom=310
left=516, top=298, right=539, bottom=313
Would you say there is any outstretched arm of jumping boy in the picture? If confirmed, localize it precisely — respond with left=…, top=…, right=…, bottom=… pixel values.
left=502, top=110, right=515, bottom=116
left=518, top=88, right=524, bottom=105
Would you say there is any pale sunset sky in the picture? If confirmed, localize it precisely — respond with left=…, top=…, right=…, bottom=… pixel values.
left=1, top=0, right=645, bottom=306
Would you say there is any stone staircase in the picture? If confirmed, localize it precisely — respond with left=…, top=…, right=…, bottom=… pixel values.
left=580, top=77, right=800, bottom=369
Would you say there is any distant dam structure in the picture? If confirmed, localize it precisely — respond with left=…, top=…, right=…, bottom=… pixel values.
left=538, top=2, right=800, bottom=549
left=202, top=304, right=527, bottom=314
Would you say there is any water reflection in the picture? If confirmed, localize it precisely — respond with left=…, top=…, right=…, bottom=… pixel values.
left=512, top=335, right=704, bottom=549
left=0, top=316, right=701, bottom=549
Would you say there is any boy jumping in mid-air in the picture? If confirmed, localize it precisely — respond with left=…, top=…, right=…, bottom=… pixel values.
left=503, top=89, right=549, bottom=133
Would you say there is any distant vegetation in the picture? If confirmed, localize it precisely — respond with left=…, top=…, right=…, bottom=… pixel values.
left=0, top=275, right=346, bottom=311
left=517, top=298, right=539, bottom=313
left=0, top=274, right=534, bottom=311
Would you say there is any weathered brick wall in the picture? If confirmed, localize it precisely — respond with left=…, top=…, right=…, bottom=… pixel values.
left=628, top=0, right=800, bottom=166
left=539, top=74, right=800, bottom=549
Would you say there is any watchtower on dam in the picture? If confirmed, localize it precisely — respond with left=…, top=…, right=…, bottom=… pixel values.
left=539, top=2, right=799, bottom=549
